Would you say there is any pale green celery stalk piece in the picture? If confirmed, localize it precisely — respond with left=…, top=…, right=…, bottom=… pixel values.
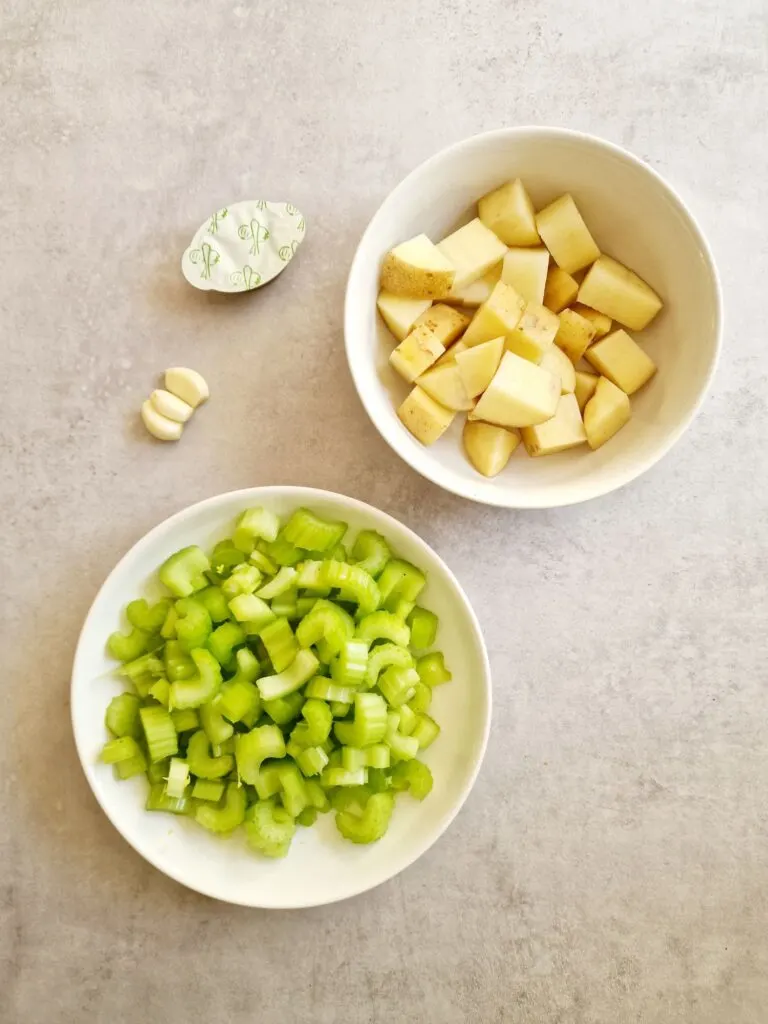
left=331, top=785, right=371, bottom=814
left=350, top=530, right=391, bottom=579
left=296, top=597, right=318, bottom=618
left=191, top=778, right=225, bottom=802
left=259, top=617, right=299, bottom=673
left=195, top=781, right=246, bottom=833
left=174, top=597, right=212, bottom=653
left=341, top=746, right=367, bottom=772
left=330, top=700, right=351, bottom=718
left=165, top=758, right=189, bottom=798
left=365, top=643, right=413, bottom=689
left=391, top=760, right=433, bottom=800
left=116, top=750, right=148, bottom=779
left=206, top=620, right=246, bottom=668
left=270, top=587, right=298, bottom=619
left=245, top=800, right=296, bottom=858
left=355, top=611, right=410, bottom=647
left=411, top=713, right=440, bottom=749
left=221, top=564, right=262, bottom=601
left=333, top=692, right=388, bottom=747
left=407, top=681, right=432, bottom=715
left=170, top=708, right=199, bottom=733
left=257, top=649, right=319, bottom=701
left=406, top=606, right=438, bottom=649
left=265, top=531, right=303, bottom=567
left=127, top=598, right=171, bottom=633
left=249, top=548, right=278, bottom=575
left=159, top=545, right=210, bottom=598
left=147, top=758, right=170, bottom=784
left=416, top=651, right=452, bottom=687
left=330, top=639, right=370, bottom=687
left=235, top=725, right=286, bottom=784
left=263, top=691, right=304, bottom=725
left=386, top=729, right=419, bottom=763
left=228, top=593, right=275, bottom=628
left=296, top=746, right=329, bottom=777
left=297, top=807, right=318, bottom=827
left=398, top=703, right=417, bottom=736
left=295, top=599, right=354, bottom=656
left=199, top=699, right=234, bottom=746
left=305, top=779, right=329, bottom=811
left=365, top=744, right=391, bottom=769
left=195, top=585, right=231, bottom=623
left=255, top=566, right=297, bottom=600
left=377, top=559, right=426, bottom=609
left=186, top=730, right=234, bottom=779
left=282, top=508, right=347, bottom=552
left=277, top=762, right=310, bottom=816
left=390, top=599, right=416, bottom=621
left=304, top=677, right=353, bottom=703
left=160, top=606, right=178, bottom=639
left=105, top=693, right=141, bottom=738
left=254, top=760, right=286, bottom=801
left=146, top=781, right=190, bottom=813
left=101, top=736, right=141, bottom=764
left=148, top=677, right=171, bottom=707
left=164, top=640, right=195, bottom=681
left=378, top=666, right=419, bottom=707
left=290, top=699, right=333, bottom=746
left=107, top=628, right=150, bottom=663
left=217, top=679, right=260, bottom=723
left=335, top=791, right=395, bottom=843
left=321, top=766, right=368, bottom=788
left=139, top=705, right=178, bottom=762
left=168, top=649, right=222, bottom=710
left=233, top=507, right=280, bottom=553
left=119, top=652, right=164, bottom=682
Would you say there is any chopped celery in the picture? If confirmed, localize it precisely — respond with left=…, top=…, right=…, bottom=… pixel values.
left=170, top=708, right=199, bottom=733
left=116, top=750, right=148, bottom=779
left=101, top=735, right=142, bottom=764
left=186, top=730, right=234, bottom=779
left=297, top=807, right=318, bottom=827
left=366, top=643, right=413, bottom=689
left=215, top=735, right=236, bottom=756
left=411, top=713, right=440, bottom=749
left=333, top=692, right=388, bottom=747
left=107, top=628, right=150, bottom=663
left=398, top=703, right=417, bottom=736
left=296, top=746, right=329, bottom=777
left=258, top=617, right=299, bottom=673
left=377, top=559, right=427, bottom=608
left=407, top=606, right=438, bottom=649
left=305, top=779, right=329, bottom=811
left=245, top=800, right=296, bottom=858
left=290, top=699, right=333, bottom=747
left=105, top=693, right=141, bottom=738
left=378, top=666, right=419, bottom=707
left=127, top=598, right=171, bottom=633
left=330, top=700, right=351, bottom=718
left=322, top=561, right=380, bottom=614
left=139, top=705, right=178, bottom=762
left=331, top=785, right=371, bottom=814
left=168, top=649, right=222, bottom=710
left=341, top=746, right=366, bottom=772
left=295, top=599, right=354, bottom=656
left=249, top=548, right=278, bottom=575
left=195, top=781, right=246, bottom=833
left=208, top=540, right=247, bottom=580
left=191, top=778, right=225, bottom=802
left=195, top=585, right=231, bottom=623
left=391, top=759, right=433, bottom=800
left=330, top=639, right=369, bottom=688
left=229, top=646, right=260, bottom=685
left=271, top=587, right=298, bottom=619
left=263, top=691, right=304, bottom=726
left=233, top=506, right=280, bottom=553
left=164, top=640, right=195, bottom=681
left=217, top=679, right=260, bottom=723
left=387, top=730, right=419, bottom=762
left=119, top=652, right=164, bottom=682
left=364, top=744, right=391, bottom=769
left=160, top=606, right=177, bottom=639
left=159, top=545, right=210, bottom=598
left=255, top=566, right=298, bottom=599
left=254, top=760, right=285, bottom=800
left=146, top=781, right=190, bottom=813
left=235, top=725, right=286, bottom=784
left=166, top=758, right=189, bottom=798
left=207, top=620, right=246, bottom=668
left=199, top=699, right=234, bottom=746
left=356, top=611, right=410, bottom=647
left=296, top=596, right=318, bottom=618
left=391, top=598, right=416, bottom=621
left=282, top=508, right=347, bottom=552
left=148, top=676, right=170, bottom=707
left=329, top=543, right=349, bottom=562
left=321, top=766, right=368, bottom=788
left=265, top=531, right=304, bottom=567
left=351, top=530, right=391, bottom=578
left=407, top=681, right=432, bottom=715
left=336, top=791, right=394, bottom=843
left=221, top=564, right=262, bottom=600
left=304, top=677, right=353, bottom=704
left=257, top=649, right=319, bottom=701
left=147, top=757, right=170, bottom=784
left=416, top=651, right=452, bottom=687
left=368, top=767, right=391, bottom=793
left=277, top=762, right=309, bottom=816
left=228, top=592, right=275, bottom=629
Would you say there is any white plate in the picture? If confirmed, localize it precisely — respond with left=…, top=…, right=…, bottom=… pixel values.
left=71, top=486, right=491, bottom=907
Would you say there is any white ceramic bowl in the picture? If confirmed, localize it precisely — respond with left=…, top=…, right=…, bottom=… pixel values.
left=345, top=127, right=722, bottom=508
left=71, top=486, right=491, bottom=907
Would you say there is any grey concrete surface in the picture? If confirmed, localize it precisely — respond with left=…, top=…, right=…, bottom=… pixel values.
left=2, top=1, right=767, bottom=1021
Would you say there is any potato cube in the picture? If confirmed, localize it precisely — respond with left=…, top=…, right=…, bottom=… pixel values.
left=462, top=281, right=525, bottom=348
left=437, top=218, right=507, bottom=290
left=455, top=337, right=505, bottom=397
left=397, top=387, right=455, bottom=445
left=471, top=351, right=560, bottom=428
left=412, top=303, right=470, bottom=347
left=574, top=370, right=599, bottom=411
left=416, top=363, right=474, bottom=411
left=463, top=421, right=520, bottom=477
left=505, top=301, right=560, bottom=363
left=521, top=393, right=587, bottom=456
left=542, top=266, right=580, bottom=313
left=381, top=234, right=456, bottom=299
left=539, top=345, right=576, bottom=394
left=500, top=246, right=549, bottom=305
left=577, top=255, right=663, bottom=330
left=389, top=325, right=445, bottom=382
left=376, top=292, right=432, bottom=342
left=570, top=303, right=612, bottom=339
left=585, top=329, right=656, bottom=395
left=477, top=178, right=540, bottom=246
left=554, top=308, right=597, bottom=363
left=444, top=264, right=502, bottom=308
left=583, top=377, right=631, bottom=449
left=535, top=194, right=600, bottom=274
left=434, top=339, right=469, bottom=367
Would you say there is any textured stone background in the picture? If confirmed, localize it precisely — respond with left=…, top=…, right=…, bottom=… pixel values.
left=2, top=1, right=767, bottom=1021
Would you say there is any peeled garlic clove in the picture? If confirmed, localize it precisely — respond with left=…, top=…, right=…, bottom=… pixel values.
left=164, top=367, right=210, bottom=409
left=150, top=389, right=194, bottom=423
left=141, top=400, right=184, bottom=441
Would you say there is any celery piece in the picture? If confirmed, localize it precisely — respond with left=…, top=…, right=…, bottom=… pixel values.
left=166, top=758, right=190, bottom=798
left=199, top=699, right=234, bottom=746
left=297, top=807, right=318, bottom=828
left=186, top=730, right=234, bottom=779
left=263, top=691, right=304, bottom=726
left=245, top=800, right=296, bottom=858
left=336, top=792, right=395, bottom=844
left=391, top=598, right=416, bottom=621
left=116, top=750, right=148, bottom=779
left=235, top=725, right=286, bottom=784
left=333, top=692, right=388, bottom=747
left=105, top=692, right=141, bottom=738
left=101, top=735, right=142, bottom=764
left=257, top=648, right=319, bottom=701
left=367, top=767, right=391, bottom=793
left=255, top=566, right=298, bottom=600
left=259, top=617, right=299, bottom=674
left=296, top=599, right=356, bottom=657
left=391, top=759, right=433, bottom=800
left=175, top=595, right=213, bottom=653
left=164, top=640, right=195, bottom=681
left=228, top=593, right=275, bottom=631
left=296, top=560, right=325, bottom=590
left=233, top=507, right=280, bottom=553
left=191, top=778, right=225, bottom=802
left=265, top=531, right=303, bottom=567
left=416, top=651, right=452, bottom=687
left=296, top=746, right=329, bottom=777
left=168, top=649, right=222, bottom=710
left=407, top=606, right=438, bottom=649
left=170, top=708, right=199, bottom=733
left=398, top=703, right=417, bottom=736
left=221, top=564, right=263, bottom=601
left=206, top=620, right=245, bottom=668
left=148, top=677, right=171, bottom=707
left=351, top=529, right=391, bottom=579
left=159, top=545, right=210, bottom=598
left=365, top=643, right=413, bottom=689
left=230, top=646, right=261, bottom=684
left=321, top=561, right=380, bottom=615
left=160, top=606, right=178, bottom=639
left=139, top=705, right=178, bottom=762
left=305, top=779, right=329, bottom=811
left=217, top=679, right=260, bottom=723
left=365, top=744, right=391, bottom=769
left=378, top=666, right=420, bottom=708
left=407, top=681, right=432, bottom=715
left=270, top=587, right=298, bottom=620
left=127, top=598, right=171, bottom=634
left=216, top=735, right=236, bottom=755
left=146, top=781, right=190, bottom=813
left=315, top=638, right=334, bottom=666
left=254, top=760, right=285, bottom=800
left=321, top=766, right=368, bottom=788
left=377, top=559, right=427, bottom=610
left=330, top=639, right=370, bottom=688
left=387, top=730, right=419, bottom=762
left=277, top=762, right=310, bottom=816
left=249, top=548, right=278, bottom=575
left=411, top=713, right=440, bottom=749
left=330, top=785, right=371, bottom=814
left=119, top=652, right=164, bottom=682
left=356, top=611, right=410, bottom=648
left=208, top=541, right=248, bottom=581
left=330, top=700, right=351, bottom=718
left=296, top=596, right=318, bottom=618
left=195, top=781, right=246, bottom=833
left=195, top=585, right=231, bottom=623
left=291, top=699, right=333, bottom=747
left=304, top=677, right=353, bottom=704
left=147, top=757, right=170, bottom=784
left=107, top=628, right=150, bottom=663
left=341, top=746, right=366, bottom=772
left=282, top=508, right=347, bottom=553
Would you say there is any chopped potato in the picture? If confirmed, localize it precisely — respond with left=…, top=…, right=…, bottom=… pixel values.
left=462, top=281, right=526, bottom=348
left=437, top=218, right=507, bottom=291
left=539, top=345, right=576, bottom=395
left=376, top=292, right=432, bottom=342
left=471, top=351, right=560, bottom=428
left=535, top=194, right=600, bottom=274
left=455, top=337, right=504, bottom=397
left=583, top=377, right=631, bottom=449
left=542, top=266, right=580, bottom=313
left=521, top=393, right=587, bottom=456
left=381, top=234, right=456, bottom=298
left=412, top=303, right=470, bottom=347
left=397, top=386, right=455, bottom=445
left=416, top=362, right=474, bottom=411
left=504, top=302, right=559, bottom=364
left=577, top=255, right=662, bottom=330
left=444, top=264, right=502, bottom=308
left=570, top=303, right=612, bottom=339
left=463, top=420, right=520, bottom=476
left=389, top=324, right=445, bottom=382
left=585, top=329, right=657, bottom=395
left=500, top=247, right=549, bottom=305
left=477, top=178, right=540, bottom=246
left=554, top=308, right=597, bottom=364
left=574, top=370, right=599, bottom=411
left=434, top=339, right=469, bottom=367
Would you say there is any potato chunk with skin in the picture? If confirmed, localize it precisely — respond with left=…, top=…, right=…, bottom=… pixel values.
left=501, top=247, right=549, bottom=305
left=463, top=421, right=520, bottom=476
left=397, top=387, right=455, bottom=445
left=539, top=345, right=576, bottom=395
left=583, top=377, right=631, bottom=449
left=455, top=337, right=504, bottom=397
left=434, top=339, right=468, bottom=367
left=478, top=178, right=540, bottom=246
left=521, top=393, right=587, bottom=456
left=577, top=255, right=663, bottom=330
left=585, top=329, right=657, bottom=395
left=389, top=325, right=445, bottom=383
left=377, top=292, right=432, bottom=342
left=543, top=266, right=580, bottom=313
left=535, top=194, right=600, bottom=274
left=381, top=234, right=456, bottom=299
left=505, top=302, right=560, bottom=364
left=570, top=303, right=612, bottom=339
left=471, top=351, right=560, bottom=429
left=411, top=303, right=470, bottom=347
left=554, top=308, right=597, bottom=364
left=444, top=264, right=502, bottom=308
left=463, top=281, right=526, bottom=348
left=574, top=370, right=599, bottom=411
left=416, top=362, right=474, bottom=412
left=437, top=218, right=507, bottom=290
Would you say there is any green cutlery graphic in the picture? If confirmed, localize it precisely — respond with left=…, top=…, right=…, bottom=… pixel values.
left=189, top=242, right=220, bottom=280
left=207, top=208, right=229, bottom=234
left=278, top=240, right=300, bottom=262
left=230, top=266, right=262, bottom=290
left=238, top=219, right=270, bottom=256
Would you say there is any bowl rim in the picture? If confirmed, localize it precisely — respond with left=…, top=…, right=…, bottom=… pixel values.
left=344, top=125, right=724, bottom=509
left=70, top=485, right=492, bottom=907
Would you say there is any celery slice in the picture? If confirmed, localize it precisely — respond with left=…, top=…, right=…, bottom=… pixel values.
left=390, top=598, right=416, bottom=620
left=411, top=713, right=440, bottom=749
left=321, top=766, right=368, bottom=788
left=228, top=592, right=275, bottom=629
left=253, top=760, right=285, bottom=800
left=335, top=791, right=394, bottom=843
left=233, top=507, right=280, bottom=553
left=164, top=640, right=195, bottom=681
left=367, top=767, right=391, bottom=793
left=377, top=559, right=426, bottom=609
left=191, top=779, right=225, bottom=802
left=208, top=541, right=248, bottom=581
left=259, top=617, right=299, bottom=674
left=265, top=531, right=304, bottom=567
left=199, top=699, right=234, bottom=746
left=397, top=703, right=417, bottom=736
left=365, top=744, right=391, bottom=769
left=263, top=691, right=304, bottom=725
left=391, top=759, right=433, bottom=800
left=270, top=587, right=298, bottom=619
left=305, top=779, right=329, bottom=811
left=139, top=705, right=178, bottom=762
left=416, top=651, right=452, bottom=687
left=221, top=564, right=262, bottom=600
left=277, top=762, right=310, bottom=816
left=331, top=700, right=351, bottom=718
left=407, top=681, right=432, bottom=715
left=330, top=639, right=370, bottom=688
left=304, top=677, right=353, bottom=703
left=159, top=545, right=210, bottom=598
left=148, top=677, right=170, bottom=707
left=249, top=548, right=278, bottom=575
left=146, top=781, right=190, bottom=813
left=387, top=730, right=419, bottom=763
left=186, top=730, right=234, bottom=779
left=160, top=606, right=177, bottom=639
left=105, top=693, right=141, bottom=738
left=356, top=611, right=410, bottom=647
left=195, top=585, right=231, bottom=623
left=206, top=620, right=245, bottom=668
left=147, top=757, right=170, bottom=784
left=296, top=746, right=329, bottom=777
left=290, top=699, right=333, bottom=747
left=195, top=781, right=247, bottom=833
left=297, top=807, right=318, bottom=827
left=101, top=735, right=142, bottom=764
left=119, top=652, right=164, bottom=682
left=282, top=508, right=347, bottom=552
left=351, top=530, right=391, bottom=579
left=116, top=750, right=148, bottom=779
left=170, top=708, right=199, bottom=733
left=341, top=746, right=366, bottom=772
left=217, top=679, right=260, bottom=723
left=235, top=725, right=286, bottom=784
left=365, top=643, right=413, bottom=689
left=378, top=666, right=419, bottom=707
left=165, top=758, right=189, bottom=798
left=333, top=692, right=388, bottom=747
left=295, top=599, right=354, bottom=656
left=168, top=649, right=222, bottom=710
left=127, top=598, right=171, bottom=633
left=406, top=606, right=438, bottom=649
left=245, top=800, right=296, bottom=858
left=107, top=628, right=150, bottom=663
left=255, top=566, right=298, bottom=599
left=257, top=649, right=319, bottom=702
